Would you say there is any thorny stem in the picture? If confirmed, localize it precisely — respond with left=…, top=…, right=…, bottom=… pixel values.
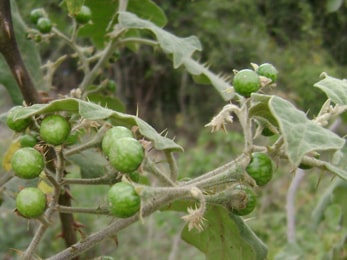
left=56, top=206, right=110, bottom=216
left=47, top=186, right=195, bottom=260
left=79, top=28, right=126, bottom=92
left=52, top=28, right=90, bottom=75
left=165, top=151, right=178, bottom=182
left=64, top=124, right=109, bottom=157
left=184, top=153, right=249, bottom=185
left=63, top=173, right=120, bottom=186
left=143, top=158, right=177, bottom=186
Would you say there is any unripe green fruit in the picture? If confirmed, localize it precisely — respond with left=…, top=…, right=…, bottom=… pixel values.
left=233, top=69, right=261, bottom=97
left=75, top=5, right=91, bottom=24
left=40, top=115, right=71, bottom=145
left=12, top=147, right=44, bottom=179
left=246, top=152, right=273, bottom=186
left=6, top=106, right=32, bottom=132
left=107, top=182, right=141, bottom=218
left=256, top=63, right=278, bottom=82
left=230, top=185, right=257, bottom=216
left=109, top=137, right=144, bottom=173
left=20, top=134, right=38, bottom=148
left=37, top=17, right=52, bottom=34
left=16, top=187, right=46, bottom=218
left=102, top=126, right=133, bottom=157
left=30, top=8, right=45, bottom=24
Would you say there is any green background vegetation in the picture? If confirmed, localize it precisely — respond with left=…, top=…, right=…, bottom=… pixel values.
left=1, top=0, right=347, bottom=258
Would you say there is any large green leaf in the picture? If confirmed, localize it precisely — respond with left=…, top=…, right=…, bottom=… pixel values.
left=11, top=98, right=182, bottom=152
left=181, top=205, right=267, bottom=260
left=118, top=12, right=234, bottom=101
left=268, top=95, right=345, bottom=166
left=0, top=1, right=45, bottom=104
left=314, top=74, right=347, bottom=105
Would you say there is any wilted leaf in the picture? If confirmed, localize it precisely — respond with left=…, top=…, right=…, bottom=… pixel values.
left=2, top=140, right=20, bottom=171
left=181, top=205, right=267, bottom=260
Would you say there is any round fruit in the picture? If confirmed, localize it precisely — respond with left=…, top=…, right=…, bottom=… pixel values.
left=107, top=80, right=117, bottom=92
left=256, top=63, right=278, bottom=82
left=37, top=17, right=52, bottom=34
left=101, top=126, right=133, bottom=157
left=230, top=185, right=257, bottom=216
left=6, top=106, right=32, bottom=132
left=75, top=5, right=91, bottom=24
left=109, top=137, right=144, bottom=173
left=107, top=182, right=141, bottom=218
left=246, top=152, right=273, bottom=186
left=40, top=115, right=71, bottom=145
left=128, top=171, right=140, bottom=182
left=30, top=8, right=45, bottom=24
left=20, top=134, right=38, bottom=148
left=16, top=187, right=46, bottom=218
left=233, top=69, right=261, bottom=97
left=12, top=147, right=44, bottom=179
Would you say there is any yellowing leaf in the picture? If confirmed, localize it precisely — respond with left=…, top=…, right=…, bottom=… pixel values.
left=38, top=180, right=53, bottom=194
left=2, top=140, right=20, bottom=171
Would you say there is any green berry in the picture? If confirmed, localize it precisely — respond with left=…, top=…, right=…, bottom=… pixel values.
left=256, top=63, right=278, bottom=82
left=107, top=182, right=141, bottom=218
left=30, top=8, right=45, bottom=24
left=233, top=69, right=261, bottom=97
left=6, top=106, right=32, bottom=132
left=16, top=187, right=46, bottom=218
left=246, top=152, right=273, bottom=186
left=109, top=137, right=144, bottom=173
left=75, top=5, right=91, bottom=24
left=102, top=126, right=133, bottom=157
left=12, top=147, right=44, bottom=179
left=20, top=134, right=38, bottom=148
left=40, top=115, right=71, bottom=145
left=37, top=17, right=52, bottom=34
left=230, top=185, right=257, bottom=216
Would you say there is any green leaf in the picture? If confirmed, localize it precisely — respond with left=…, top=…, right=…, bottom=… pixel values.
left=119, top=12, right=201, bottom=68
left=87, top=93, right=125, bottom=112
left=128, top=0, right=167, bottom=28
left=314, top=74, right=347, bottom=105
left=249, top=94, right=279, bottom=127
left=80, top=0, right=166, bottom=48
left=268, top=95, right=345, bottom=166
left=13, top=98, right=183, bottom=152
left=325, top=0, right=343, bottom=13
left=65, top=0, right=84, bottom=16
left=181, top=205, right=267, bottom=260
left=118, top=12, right=233, bottom=101
left=67, top=149, right=107, bottom=178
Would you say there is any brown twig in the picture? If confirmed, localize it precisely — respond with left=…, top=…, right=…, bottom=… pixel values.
left=0, top=0, right=41, bottom=105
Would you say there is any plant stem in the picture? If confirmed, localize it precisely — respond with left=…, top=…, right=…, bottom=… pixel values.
left=143, top=158, right=176, bottom=186
left=0, top=0, right=41, bottom=104
left=56, top=205, right=110, bottom=215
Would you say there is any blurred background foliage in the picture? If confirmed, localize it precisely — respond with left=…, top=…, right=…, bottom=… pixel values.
left=2, top=0, right=347, bottom=259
